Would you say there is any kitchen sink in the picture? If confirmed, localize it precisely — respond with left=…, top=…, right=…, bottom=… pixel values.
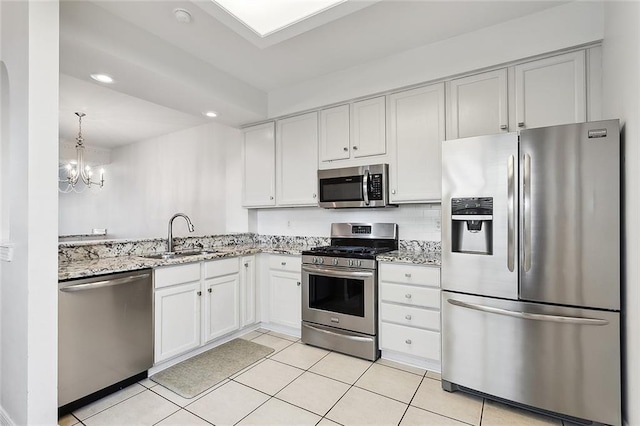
left=142, top=249, right=218, bottom=260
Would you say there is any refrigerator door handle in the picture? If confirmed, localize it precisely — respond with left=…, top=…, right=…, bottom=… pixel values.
left=447, top=298, right=609, bottom=326
left=507, top=155, right=515, bottom=272
left=523, top=153, right=532, bottom=272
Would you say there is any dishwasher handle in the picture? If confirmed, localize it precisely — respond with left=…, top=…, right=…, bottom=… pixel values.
left=60, top=273, right=151, bottom=292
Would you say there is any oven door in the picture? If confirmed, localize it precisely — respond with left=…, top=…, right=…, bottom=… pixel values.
left=302, top=264, right=377, bottom=335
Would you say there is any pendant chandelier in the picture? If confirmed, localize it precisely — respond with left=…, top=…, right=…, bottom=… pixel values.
left=59, top=112, right=104, bottom=193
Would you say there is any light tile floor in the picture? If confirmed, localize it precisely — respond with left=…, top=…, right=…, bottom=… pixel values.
left=59, top=329, right=572, bottom=426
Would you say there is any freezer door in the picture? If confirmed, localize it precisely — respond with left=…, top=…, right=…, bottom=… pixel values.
left=442, top=133, right=519, bottom=299
left=441, top=291, right=621, bottom=426
left=519, top=120, right=620, bottom=310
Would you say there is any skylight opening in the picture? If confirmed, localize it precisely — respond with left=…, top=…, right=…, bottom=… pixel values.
left=212, top=0, right=347, bottom=37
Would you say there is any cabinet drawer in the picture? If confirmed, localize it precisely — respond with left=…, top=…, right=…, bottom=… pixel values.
left=268, top=255, right=301, bottom=272
left=380, top=283, right=440, bottom=309
left=380, top=302, right=440, bottom=331
left=154, top=263, right=201, bottom=289
left=379, top=263, right=440, bottom=287
left=380, top=322, right=440, bottom=361
left=204, top=257, right=239, bottom=279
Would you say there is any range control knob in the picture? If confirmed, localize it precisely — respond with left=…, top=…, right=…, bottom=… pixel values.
left=318, top=257, right=324, bottom=264
left=333, top=258, right=339, bottom=266
left=313, top=257, right=319, bottom=264
left=348, top=259, right=354, bottom=266
left=357, top=260, right=362, bottom=267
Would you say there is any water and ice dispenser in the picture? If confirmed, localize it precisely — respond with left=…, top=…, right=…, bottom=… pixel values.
left=451, top=197, right=493, bottom=255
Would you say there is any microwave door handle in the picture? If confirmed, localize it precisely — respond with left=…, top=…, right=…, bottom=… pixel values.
left=363, top=170, right=370, bottom=205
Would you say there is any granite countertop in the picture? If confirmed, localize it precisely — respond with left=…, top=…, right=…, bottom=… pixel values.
left=58, top=243, right=315, bottom=281
left=376, top=249, right=441, bottom=266
left=58, top=236, right=441, bottom=281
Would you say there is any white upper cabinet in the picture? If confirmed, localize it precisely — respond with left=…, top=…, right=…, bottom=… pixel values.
left=447, top=68, right=508, bottom=139
left=388, top=83, right=445, bottom=203
left=319, top=104, right=350, bottom=162
left=351, top=96, right=386, bottom=158
left=319, top=97, right=387, bottom=167
left=514, top=50, right=586, bottom=130
left=276, top=112, right=318, bottom=206
left=242, top=122, right=275, bottom=207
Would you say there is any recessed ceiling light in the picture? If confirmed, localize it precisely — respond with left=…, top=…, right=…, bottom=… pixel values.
left=204, top=111, right=218, bottom=118
left=90, top=73, right=114, bottom=84
left=174, top=8, right=192, bottom=23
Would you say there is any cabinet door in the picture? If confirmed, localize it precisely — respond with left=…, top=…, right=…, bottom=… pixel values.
left=154, top=281, right=201, bottom=363
left=351, top=96, right=386, bottom=158
left=276, top=112, right=318, bottom=206
left=240, top=256, right=256, bottom=327
left=448, top=68, right=508, bottom=139
left=515, top=51, right=586, bottom=129
left=242, top=122, right=276, bottom=207
left=269, top=271, right=301, bottom=330
left=388, top=83, right=445, bottom=203
left=203, top=274, right=240, bottom=343
left=319, top=104, right=350, bottom=162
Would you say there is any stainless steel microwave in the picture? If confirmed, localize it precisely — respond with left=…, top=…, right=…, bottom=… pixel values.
left=318, top=164, right=394, bottom=208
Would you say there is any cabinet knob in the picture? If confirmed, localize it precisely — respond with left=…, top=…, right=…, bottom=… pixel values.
left=405, top=293, right=412, bottom=299
left=391, top=189, right=396, bottom=194
left=343, top=147, right=348, bottom=151
left=244, top=263, right=249, bottom=267
left=281, top=262, right=286, bottom=266
left=208, top=288, right=212, bottom=293
left=297, top=281, right=301, bottom=286
left=500, top=124, right=508, bottom=130
left=269, top=196, right=274, bottom=200
left=197, top=291, right=202, bottom=296
left=352, top=146, right=358, bottom=150
left=313, top=193, right=317, bottom=198
left=405, top=339, right=412, bottom=345
left=405, top=273, right=412, bottom=278
left=518, top=122, right=525, bottom=128
left=405, top=314, right=412, bottom=320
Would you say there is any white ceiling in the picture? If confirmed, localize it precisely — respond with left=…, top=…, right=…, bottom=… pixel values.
left=59, top=0, right=566, bottom=149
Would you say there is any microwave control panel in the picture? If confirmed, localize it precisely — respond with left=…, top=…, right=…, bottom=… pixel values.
left=369, top=174, right=383, bottom=200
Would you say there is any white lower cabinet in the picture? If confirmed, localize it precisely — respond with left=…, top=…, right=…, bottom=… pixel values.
left=203, top=273, right=239, bottom=343
left=268, top=255, right=302, bottom=331
left=379, top=262, right=441, bottom=368
left=154, top=278, right=202, bottom=362
left=240, top=256, right=257, bottom=327
left=154, top=257, right=245, bottom=364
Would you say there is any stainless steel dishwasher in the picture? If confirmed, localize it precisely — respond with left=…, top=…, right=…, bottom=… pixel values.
left=58, top=270, right=153, bottom=411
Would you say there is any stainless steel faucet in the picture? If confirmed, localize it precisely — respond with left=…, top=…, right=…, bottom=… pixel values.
left=167, top=213, right=195, bottom=252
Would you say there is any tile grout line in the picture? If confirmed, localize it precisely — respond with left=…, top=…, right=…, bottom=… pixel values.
left=70, top=384, right=149, bottom=423
left=397, top=374, right=428, bottom=425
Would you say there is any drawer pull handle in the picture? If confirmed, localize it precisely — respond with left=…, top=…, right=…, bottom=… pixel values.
left=405, top=339, right=412, bottom=345
left=405, top=314, right=412, bottom=320
left=405, top=294, right=412, bottom=299
left=208, top=288, right=212, bottom=293
left=404, top=273, right=412, bottom=278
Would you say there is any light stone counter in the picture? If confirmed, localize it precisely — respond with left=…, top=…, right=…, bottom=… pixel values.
left=58, top=234, right=441, bottom=280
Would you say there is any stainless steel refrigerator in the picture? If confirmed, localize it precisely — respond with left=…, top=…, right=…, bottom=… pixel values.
left=441, top=120, right=621, bottom=426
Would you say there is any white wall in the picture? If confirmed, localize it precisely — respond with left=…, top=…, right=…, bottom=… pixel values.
left=255, top=204, right=441, bottom=241
left=602, top=3, right=640, bottom=425
left=0, top=1, right=59, bottom=424
left=59, top=121, right=245, bottom=240
left=268, top=1, right=604, bottom=117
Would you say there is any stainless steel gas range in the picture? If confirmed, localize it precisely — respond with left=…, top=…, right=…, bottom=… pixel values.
left=301, top=223, right=398, bottom=361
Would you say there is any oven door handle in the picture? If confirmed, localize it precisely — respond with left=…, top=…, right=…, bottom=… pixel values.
left=302, top=265, right=374, bottom=278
